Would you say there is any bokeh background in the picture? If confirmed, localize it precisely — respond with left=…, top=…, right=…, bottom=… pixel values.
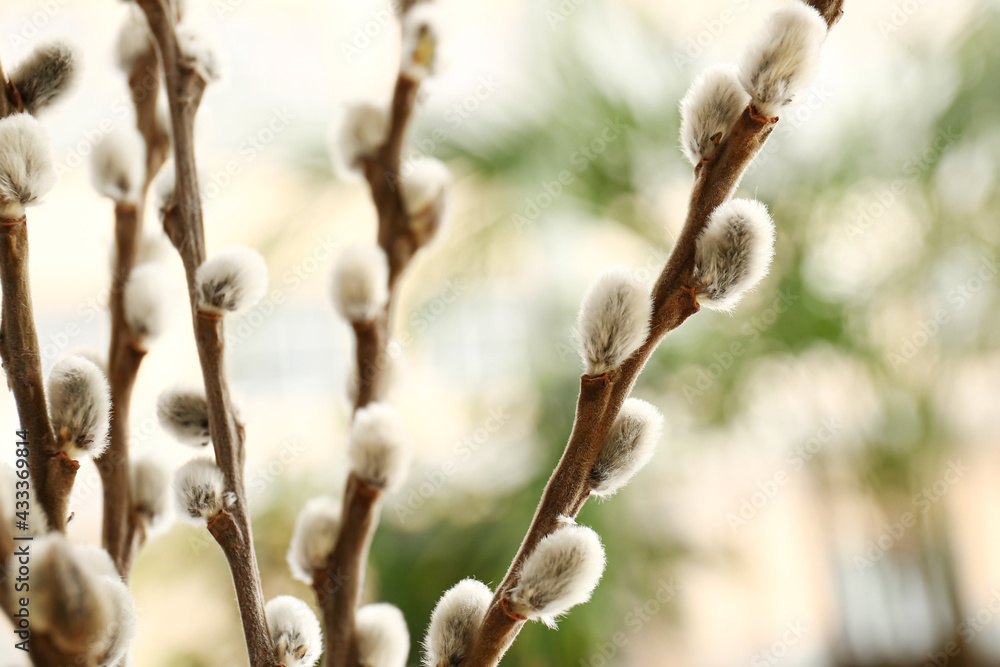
left=1, top=0, right=998, bottom=665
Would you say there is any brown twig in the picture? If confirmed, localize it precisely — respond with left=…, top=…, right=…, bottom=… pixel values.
left=95, top=36, right=169, bottom=580
left=95, top=204, right=144, bottom=577
left=0, top=66, right=69, bottom=533
left=0, top=60, right=23, bottom=117
left=460, top=5, right=846, bottom=665
left=0, top=217, right=70, bottom=531
left=134, top=1, right=271, bottom=664
left=319, top=38, right=424, bottom=667
left=315, top=473, right=381, bottom=667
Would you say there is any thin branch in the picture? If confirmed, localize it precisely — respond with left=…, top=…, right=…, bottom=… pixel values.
left=0, top=60, right=22, bottom=117
left=0, top=65, right=68, bottom=533
left=135, top=1, right=270, bottom=664
left=315, top=473, right=380, bottom=667
left=0, top=217, right=69, bottom=531
left=319, top=49, right=424, bottom=667
left=461, top=6, right=846, bottom=665
left=95, top=37, right=169, bottom=579
left=96, top=203, right=144, bottom=576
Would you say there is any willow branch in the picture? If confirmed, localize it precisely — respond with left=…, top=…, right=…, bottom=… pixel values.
left=0, top=68, right=71, bottom=533
left=135, top=2, right=270, bottom=665
left=461, top=5, right=846, bottom=664
left=0, top=217, right=71, bottom=531
left=0, top=60, right=22, bottom=117
left=95, top=37, right=169, bottom=580
left=319, top=54, right=423, bottom=667
left=315, top=473, right=380, bottom=667
left=94, top=203, right=143, bottom=578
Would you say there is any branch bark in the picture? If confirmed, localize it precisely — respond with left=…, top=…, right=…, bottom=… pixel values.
left=315, top=473, right=380, bottom=667
left=95, top=203, right=144, bottom=578
left=460, top=5, right=846, bottom=665
left=95, top=37, right=169, bottom=580
left=319, top=54, right=423, bottom=667
left=0, top=217, right=69, bottom=531
left=135, top=2, right=270, bottom=664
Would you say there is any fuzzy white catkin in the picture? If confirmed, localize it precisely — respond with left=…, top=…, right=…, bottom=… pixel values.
left=123, top=262, right=173, bottom=347
left=175, top=23, right=223, bottom=82
left=330, top=245, right=390, bottom=324
left=116, top=6, right=154, bottom=74
left=173, top=457, right=231, bottom=522
left=693, top=198, right=775, bottom=311
left=10, top=41, right=78, bottom=115
left=507, top=523, right=606, bottom=628
left=153, top=160, right=177, bottom=214
left=91, top=126, right=145, bottom=204
left=400, top=158, right=451, bottom=248
left=265, top=596, right=323, bottom=667
left=400, top=158, right=451, bottom=216
left=400, top=3, right=441, bottom=81
left=95, top=576, right=138, bottom=667
left=679, top=65, right=750, bottom=166
left=195, top=246, right=269, bottom=315
left=131, top=454, right=172, bottom=530
left=576, top=267, right=651, bottom=376
left=157, top=385, right=211, bottom=446
left=349, top=402, right=411, bottom=492
left=70, top=346, right=107, bottom=374
left=331, top=103, right=389, bottom=176
left=287, top=495, right=342, bottom=584
left=423, top=579, right=492, bottom=667
left=589, top=398, right=663, bottom=498
left=31, top=534, right=113, bottom=656
left=0, top=113, right=56, bottom=218
left=356, top=603, right=410, bottom=667
left=72, top=544, right=119, bottom=580
left=739, top=2, right=827, bottom=118
left=47, top=355, right=111, bottom=460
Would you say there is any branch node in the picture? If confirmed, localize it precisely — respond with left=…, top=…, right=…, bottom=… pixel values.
left=499, top=597, right=527, bottom=622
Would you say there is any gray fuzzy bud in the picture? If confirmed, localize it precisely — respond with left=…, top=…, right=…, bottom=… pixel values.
left=157, top=385, right=211, bottom=447
left=47, top=355, right=111, bottom=459
left=10, top=41, right=78, bottom=115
